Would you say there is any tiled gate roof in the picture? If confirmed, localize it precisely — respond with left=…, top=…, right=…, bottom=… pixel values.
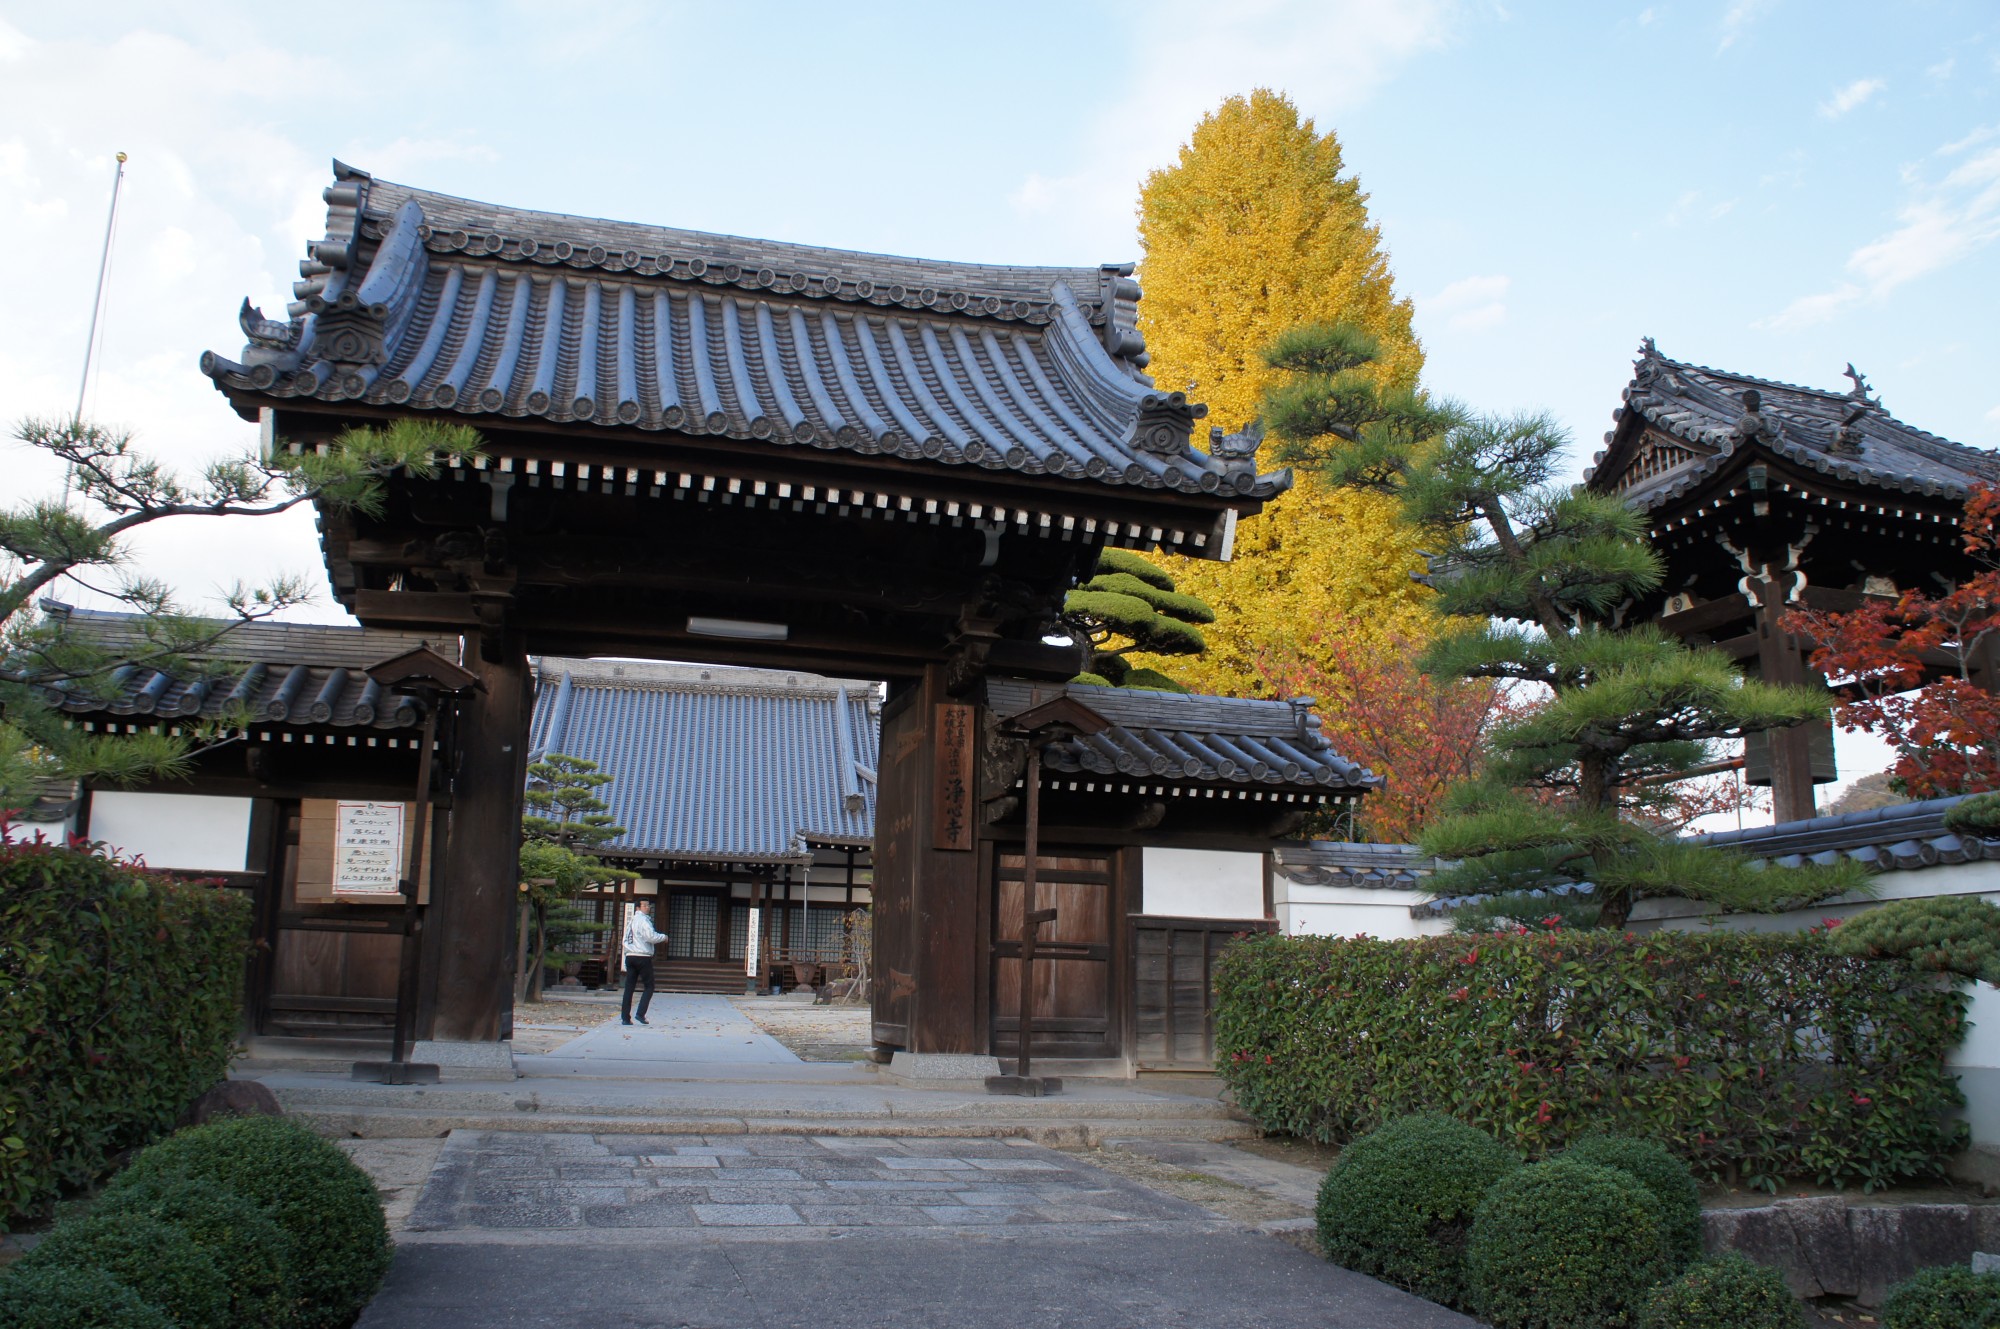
left=201, top=163, right=1289, bottom=504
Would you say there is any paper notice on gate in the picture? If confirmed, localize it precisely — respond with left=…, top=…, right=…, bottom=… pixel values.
left=332, top=800, right=405, bottom=895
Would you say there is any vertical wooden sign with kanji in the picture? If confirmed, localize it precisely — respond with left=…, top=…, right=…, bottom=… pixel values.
left=932, top=702, right=974, bottom=852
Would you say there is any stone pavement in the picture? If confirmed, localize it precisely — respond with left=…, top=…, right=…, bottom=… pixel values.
left=359, top=1130, right=1476, bottom=1328
left=516, top=993, right=807, bottom=1076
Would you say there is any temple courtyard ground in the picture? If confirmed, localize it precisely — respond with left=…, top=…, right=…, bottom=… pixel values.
left=298, top=994, right=1470, bottom=1328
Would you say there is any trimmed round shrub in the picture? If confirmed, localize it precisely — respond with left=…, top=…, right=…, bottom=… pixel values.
left=0, top=1265, right=174, bottom=1329
left=1466, top=1160, right=1675, bottom=1329
left=1639, top=1252, right=1805, bottom=1329
left=1315, top=1113, right=1520, bottom=1308
left=1565, top=1134, right=1705, bottom=1267
left=1882, top=1264, right=2000, bottom=1328
left=16, top=1214, right=228, bottom=1329
left=95, top=1174, right=292, bottom=1323
left=108, top=1115, right=389, bottom=1329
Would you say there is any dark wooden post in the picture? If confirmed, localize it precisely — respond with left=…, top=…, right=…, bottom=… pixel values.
left=1012, top=745, right=1058, bottom=1081
left=430, top=633, right=532, bottom=1043
left=1754, top=578, right=1819, bottom=825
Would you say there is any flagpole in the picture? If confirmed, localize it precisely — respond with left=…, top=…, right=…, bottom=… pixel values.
left=76, top=151, right=129, bottom=420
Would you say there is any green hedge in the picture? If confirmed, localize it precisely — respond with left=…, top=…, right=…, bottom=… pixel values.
left=110, top=1115, right=392, bottom=1329
left=1465, top=1159, right=1675, bottom=1329
left=1882, top=1265, right=2000, bottom=1328
left=1315, top=1113, right=1519, bottom=1308
left=1215, top=930, right=1968, bottom=1190
left=0, top=837, right=250, bottom=1229
left=1639, top=1252, right=1804, bottom=1329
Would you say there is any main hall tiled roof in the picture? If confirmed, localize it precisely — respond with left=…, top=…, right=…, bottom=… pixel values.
left=984, top=679, right=1379, bottom=793
left=527, top=659, right=879, bottom=864
left=1586, top=341, right=2000, bottom=511
left=200, top=163, right=1288, bottom=503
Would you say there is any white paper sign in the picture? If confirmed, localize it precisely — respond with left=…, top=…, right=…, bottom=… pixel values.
left=333, top=801, right=405, bottom=895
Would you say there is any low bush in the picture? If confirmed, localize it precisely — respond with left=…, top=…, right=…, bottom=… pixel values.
left=109, top=1115, right=390, bottom=1329
left=1465, top=1160, right=1674, bottom=1329
left=0, top=1264, right=175, bottom=1329
left=1314, top=1113, right=1519, bottom=1307
left=15, top=1213, right=229, bottom=1329
left=1565, top=1134, right=1704, bottom=1267
left=1881, top=1264, right=2000, bottom=1328
left=0, top=835, right=249, bottom=1229
left=1214, top=929, right=1968, bottom=1190
left=1638, top=1252, right=1804, bottom=1329
left=95, top=1174, right=291, bottom=1323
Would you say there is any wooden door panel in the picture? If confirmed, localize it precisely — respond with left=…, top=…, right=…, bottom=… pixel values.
left=1130, top=916, right=1276, bottom=1069
left=990, top=849, right=1117, bottom=1060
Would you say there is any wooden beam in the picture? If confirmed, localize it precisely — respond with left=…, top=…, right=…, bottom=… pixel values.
left=1658, top=595, right=1755, bottom=638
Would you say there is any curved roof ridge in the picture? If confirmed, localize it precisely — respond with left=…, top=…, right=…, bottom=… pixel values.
left=1590, top=340, right=2000, bottom=507
left=200, top=164, right=1295, bottom=509
left=362, top=171, right=1126, bottom=314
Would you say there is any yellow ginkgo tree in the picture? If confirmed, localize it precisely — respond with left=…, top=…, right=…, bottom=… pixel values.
left=1131, top=87, right=1442, bottom=696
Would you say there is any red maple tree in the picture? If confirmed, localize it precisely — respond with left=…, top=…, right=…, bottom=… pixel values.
left=1249, top=618, right=1514, bottom=843
left=1785, top=485, right=2000, bottom=799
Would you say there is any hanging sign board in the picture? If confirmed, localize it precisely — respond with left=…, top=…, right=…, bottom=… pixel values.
left=932, top=702, right=974, bottom=852
left=332, top=800, right=405, bottom=895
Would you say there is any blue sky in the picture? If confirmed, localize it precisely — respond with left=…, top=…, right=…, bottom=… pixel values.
left=2, top=0, right=1995, bottom=799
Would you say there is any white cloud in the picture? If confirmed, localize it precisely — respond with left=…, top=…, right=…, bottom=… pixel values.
left=1928, top=57, right=1956, bottom=82
left=1818, top=77, right=1885, bottom=120
left=1662, top=189, right=1737, bottom=227
left=1006, top=0, right=1460, bottom=241
left=0, top=17, right=28, bottom=63
left=1987, top=405, right=2000, bottom=425
left=1941, top=125, right=2000, bottom=156
left=1637, top=7, right=1658, bottom=25
left=1717, top=0, right=1773, bottom=51
left=1762, top=135, right=2000, bottom=329
left=1424, top=274, right=1510, bottom=332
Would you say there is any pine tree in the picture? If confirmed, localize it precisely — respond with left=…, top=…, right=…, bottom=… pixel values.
left=1063, top=548, right=1214, bottom=691
left=518, top=753, right=635, bottom=1000
left=1131, top=88, right=1438, bottom=696
left=0, top=415, right=483, bottom=804
left=1263, top=324, right=1869, bottom=928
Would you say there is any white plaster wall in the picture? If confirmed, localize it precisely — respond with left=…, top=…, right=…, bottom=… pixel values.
left=86, top=792, right=253, bottom=872
left=1140, top=847, right=1264, bottom=920
left=1272, top=878, right=1454, bottom=941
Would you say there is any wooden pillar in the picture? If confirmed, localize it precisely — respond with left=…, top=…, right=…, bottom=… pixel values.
left=426, top=633, right=531, bottom=1043
left=1754, top=578, right=1819, bottom=825
left=869, top=665, right=982, bottom=1054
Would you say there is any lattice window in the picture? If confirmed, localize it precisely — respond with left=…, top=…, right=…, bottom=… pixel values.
left=780, top=905, right=857, bottom=960
left=727, top=905, right=749, bottom=961
left=665, top=894, right=719, bottom=959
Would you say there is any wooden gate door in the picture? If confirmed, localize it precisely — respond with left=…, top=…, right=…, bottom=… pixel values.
left=1130, top=916, right=1276, bottom=1070
left=261, top=800, right=405, bottom=1037
left=990, top=848, right=1118, bottom=1060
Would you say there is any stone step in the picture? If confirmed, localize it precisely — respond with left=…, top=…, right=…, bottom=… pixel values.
left=266, top=1081, right=1243, bottom=1121
left=286, top=1102, right=1260, bottom=1145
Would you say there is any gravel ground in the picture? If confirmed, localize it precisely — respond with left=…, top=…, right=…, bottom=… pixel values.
left=727, top=995, right=872, bottom=1061
left=509, top=996, right=621, bottom=1054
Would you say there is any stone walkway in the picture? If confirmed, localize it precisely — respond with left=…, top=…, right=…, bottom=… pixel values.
left=358, top=1130, right=1477, bottom=1328
left=406, top=1131, right=1197, bottom=1236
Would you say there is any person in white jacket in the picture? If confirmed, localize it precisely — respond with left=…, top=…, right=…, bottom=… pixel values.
left=621, top=899, right=666, bottom=1025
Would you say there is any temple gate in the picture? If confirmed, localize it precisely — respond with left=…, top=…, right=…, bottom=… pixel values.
left=198, top=163, right=1291, bottom=1058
